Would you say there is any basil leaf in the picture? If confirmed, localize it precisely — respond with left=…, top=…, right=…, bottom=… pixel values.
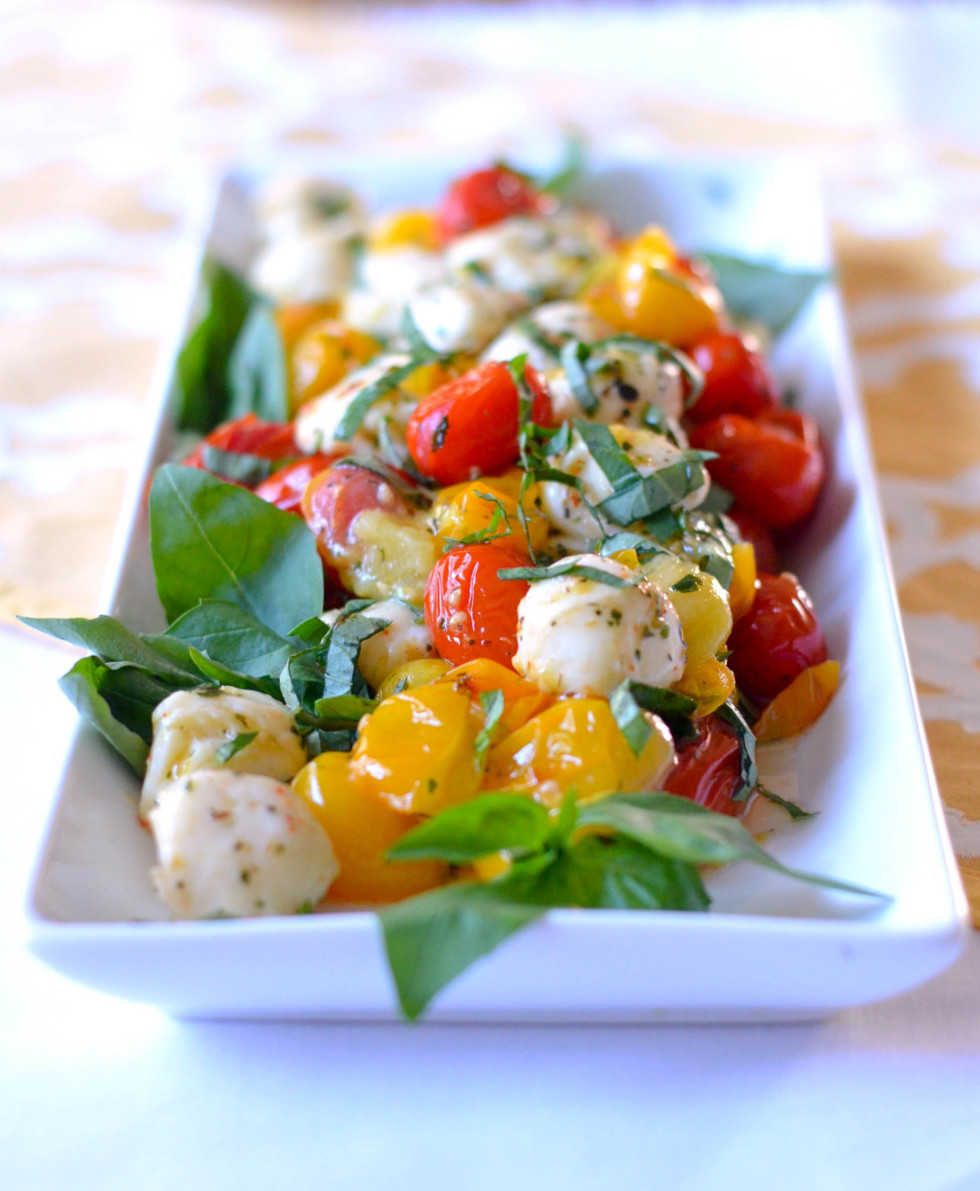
left=19, top=614, right=199, bottom=685
left=176, top=260, right=255, bottom=433
left=622, top=681, right=698, bottom=747
left=671, top=573, right=701, bottom=594
left=58, top=656, right=152, bottom=775
left=387, top=792, right=552, bottom=863
left=379, top=878, right=547, bottom=1020
left=474, top=689, right=506, bottom=765
left=497, top=562, right=638, bottom=588
left=609, top=680, right=653, bottom=758
left=226, top=303, right=289, bottom=423
left=697, top=252, right=828, bottom=338
left=214, top=731, right=257, bottom=764
left=149, top=464, right=323, bottom=637
left=163, top=600, right=296, bottom=678
left=335, top=358, right=420, bottom=442
left=695, top=482, right=734, bottom=515
left=597, top=531, right=668, bottom=561
left=311, top=693, right=376, bottom=727
left=716, top=699, right=759, bottom=802
left=555, top=834, right=710, bottom=911
left=321, top=614, right=389, bottom=699
left=305, top=727, right=357, bottom=755
left=185, top=648, right=281, bottom=699
left=199, top=445, right=273, bottom=487
left=577, top=792, right=884, bottom=899
left=757, top=785, right=815, bottom=821
left=592, top=334, right=704, bottom=408
left=559, top=340, right=599, bottom=414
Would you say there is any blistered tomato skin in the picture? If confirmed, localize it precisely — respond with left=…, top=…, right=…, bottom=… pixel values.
left=687, top=331, right=777, bottom=423
left=726, top=572, right=828, bottom=704
left=436, top=166, right=550, bottom=242
left=253, top=453, right=340, bottom=515
left=405, top=361, right=552, bottom=485
left=661, top=715, right=745, bottom=818
left=424, top=543, right=531, bottom=670
left=182, top=414, right=297, bottom=476
left=689, top=410, right=826, bottom=530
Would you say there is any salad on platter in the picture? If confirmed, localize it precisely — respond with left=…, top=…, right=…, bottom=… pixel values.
left=25, top=154, right=878, bottom=1018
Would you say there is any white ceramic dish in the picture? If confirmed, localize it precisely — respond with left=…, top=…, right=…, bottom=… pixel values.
left=25, top=155, right=969, bottom=1021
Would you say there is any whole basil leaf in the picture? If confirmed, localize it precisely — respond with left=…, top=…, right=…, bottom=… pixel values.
left=553, top=835, right=710, bottom=911
left=184, top=648, right=282, bottom=699
left=696, top=252, right=828, bottom=338
left=163, top=600, right=296, bottom=678
left=226, top=303, right=289, bottom=423
left=149, top=464, right=323, bottom=637
left=387, top=793, right=553, bottom=864
left=58, top=657, right=152, bottom=775
left=19, top=614, right=199, bottom=685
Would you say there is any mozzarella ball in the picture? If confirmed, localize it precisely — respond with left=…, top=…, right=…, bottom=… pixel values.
left=547, top=344, right=686, bottom=426
left=140, top=687, right=307, bottom=820
left=293, top=352, right=417, bottom=456
left=408, top=271, right=524, bottom=355
left=355, top=599, right=436, bottom=689
left=343, top=246, right=446, bottom=341
left=255, top=176, right=365, bottom=241
left=250, top=226, right=360, bottom=304
left=446, top=212, right=609, bottom=301
left=539, top=423, right=710, bottom=551
left=149, top=770, right=338, bottom=918
left=481, top=300, right=613, bottom=375
left=513, top=554, right=686, bottom=696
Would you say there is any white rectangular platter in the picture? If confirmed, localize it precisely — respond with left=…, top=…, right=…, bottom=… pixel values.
left=25, top=153, right=969, bottom=1021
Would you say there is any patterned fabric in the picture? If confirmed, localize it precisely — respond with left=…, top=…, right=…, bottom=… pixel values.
left=3, top=1, right=978, bottom=917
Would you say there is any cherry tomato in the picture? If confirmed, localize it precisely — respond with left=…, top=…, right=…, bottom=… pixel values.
left=661, top=714, right=745, bottom=818
left=726, top=506, right=779, bottom=575
left=689, top=409, right=825, bottom=530
left=436, top=165, right=550, bottom=242
left=406, top=361, right=552, bottom=486
left=726, top=572, right=828, bottom=704
left=302, top=462, right=412, bottom=567
left=253, top=453, right=340, bottom=516
left=424, top=543, right=531, bottom=670
left=687, top=331, right=777, bottom=423
left=183, top=414, right=297, bottom=475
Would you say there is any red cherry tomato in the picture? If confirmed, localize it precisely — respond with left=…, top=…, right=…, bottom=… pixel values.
left=661, top=714, right=745, bottom=818
left=406, top=361, right=553, bottom=486
left=727, top=506, right=779, bottom=575
left=436, top=165, right=550, bottom=242
left=687, top=331, right=777, bottom=423
left=727, top=572, right=828, bottom=704
left=302, top=462, right=413, bottom=569
left=183, top=414, right=297, bottom=475
left=424, top=543, right=531, bottom=670
left=253, top=453, right=341, bottom=516
left=689, top=409, right=825, bottom=530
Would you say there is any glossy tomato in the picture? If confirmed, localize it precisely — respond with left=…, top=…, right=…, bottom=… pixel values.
left=302, top=461, right=412, bottom=563
left=253, top=453, right=340, bottom=516
left=183, top=414, right=297, bottom=478
left=687, top=331, right=777, bottom=423
left=661, top=714, right=745, bottom=818
left=689, top=409, right=825, bottom=530
left=406, top=360, right=552, bottom=486
left=726, top=572, right=828, bottom=703
left=424, top=543, right=531, bottom=670
left=436, top=165, right=550, bottom=242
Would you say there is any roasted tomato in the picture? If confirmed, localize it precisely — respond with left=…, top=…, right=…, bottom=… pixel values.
left=661, top=713, right=745, bottom=818
left=687, top=331, right=777, bottom=423
left=253, top=453, right=340, bottom=516
left=302, top=462, right=413, bottom=567
left=436, top=165, right=550, bottom=242
left=406, top=360, right=552, bottom=486
left=726, top=572, right=828, bottom=704
left=689, top=409, right=825, bottom=530
left=183, top=414, right=297, bottom=478
left=424, top=542, right=531, bottom=670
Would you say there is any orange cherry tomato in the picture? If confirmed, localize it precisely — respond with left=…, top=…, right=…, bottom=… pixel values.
left=436, top=165, right=551, bottom=242
left=661, top=714, right=746, bottom=818
left=687, top=331, right=777, bottom=423
left=753, top=660, right=840, bottom=743
left=182, top=413, right=297, bottom=477
left=726, top=572, right=828, bottom=704
left=253, top=453, right=340, bottom=516
left=405, top=361, right=552, bottom=486
left=689, top=410, right=825, bottom=530
left=424, top=542, right=531, bottom=670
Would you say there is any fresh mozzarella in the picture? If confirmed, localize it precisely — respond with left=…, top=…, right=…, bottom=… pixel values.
left=140, top=687, right=307, bottom=820
left=343, top=246, right=446, bottom=340
left=293, top=352, right=417, bottom=456
left=512, top=554, right=686, bottom=696
left=149, top=769, right=338, bottom=919
left=547, top=343, right=685, bottom=426
left=408, top=271, right=524, bottom=354
left=446, top=213, right=608, bottom=301
left=481, top=300, right=612, bottom=375
left=255, top=176, right=365, bottom=241
left=250, top=226, right=360, bottom=305
left=355, top=600, right=436, bottom=689
left=539, top=423, right=710, bottom=551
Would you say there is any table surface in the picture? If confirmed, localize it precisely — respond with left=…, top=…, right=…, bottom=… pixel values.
left=3, top=2, right=980, bottom=1187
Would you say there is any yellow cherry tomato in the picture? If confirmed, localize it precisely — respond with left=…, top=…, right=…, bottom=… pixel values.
left=728, top=541, right=758, bottom=623
left=441, top=657, right=553, bottom=737
left=428, top=471, right=549, bottom=556
left=753, top=661, right=840, bottom=743
left=376, top=657, right=453, bottom=702
left=293, top=753, right=448, bottom=904
left=674, top=657, right=736, bottom=716
left=350, top=682, right=484, bottom=814
left=289, top=319, right=381, bottom=412
left=484, top=698, right=674, bottom=806
left=276, top=301, right=340, bottom=351
left=370, top=209, right=439, bottom=252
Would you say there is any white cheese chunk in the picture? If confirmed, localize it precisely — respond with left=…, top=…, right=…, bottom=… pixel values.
left=140, top=686, right=307, bottom=820
left=355, top=599, right=436, bottom=689
left=293, top=352, right=417, bottom=456
left=150, top=770, right=338, bottom=919
left=343, top=246, right=446, bottom=340
left=513, top=554, right=686, bottom=696
left=481, top=300, right=613, bottom=375
left=408, top=271, right=524, bottom=355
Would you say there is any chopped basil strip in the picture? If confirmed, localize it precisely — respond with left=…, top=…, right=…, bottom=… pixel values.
left=757, top=784, right=815, bottom=821
left=474, top=689, right=506, bottom=765
left=498, top=562, right=639, bottom=588
left=609, top=681, right=653, bottom=758
left=717, top=699, right=759, bottom=802
left=559, top=339, right=599, bottom=414
left=214, top=731, right=257, bottom=764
